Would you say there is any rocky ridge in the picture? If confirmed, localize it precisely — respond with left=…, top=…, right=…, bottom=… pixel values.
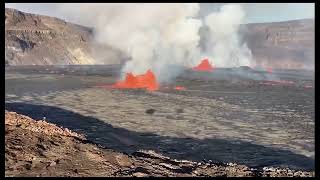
left=5, top=8, right=123, bottom=66
left=243, top=19, right=314, bottom=69
left=5, top=111, right=314, bottom=177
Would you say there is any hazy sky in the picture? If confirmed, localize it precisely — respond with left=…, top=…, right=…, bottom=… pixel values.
left=5, top=3, right=314, bottom=24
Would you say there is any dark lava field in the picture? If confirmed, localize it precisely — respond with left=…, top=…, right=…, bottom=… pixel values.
left=5, top=65, right=315, bottom=170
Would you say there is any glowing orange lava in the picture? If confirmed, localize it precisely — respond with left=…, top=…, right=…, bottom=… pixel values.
left=111, top=69, right=159, bottom=91
left=174, top=86, right=186, bottom=91
left=192, top=58, right=214, bottom=72
left=260, top=80, right=294, bottom=86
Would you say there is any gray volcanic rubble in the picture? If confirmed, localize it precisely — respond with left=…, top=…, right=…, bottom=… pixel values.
left=5, top=66, right=315, bottom=174
left=5, top=111, right=314, bottom=177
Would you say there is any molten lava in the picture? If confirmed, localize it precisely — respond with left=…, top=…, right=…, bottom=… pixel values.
left=112, top=70, right=159, bottom=91
left=192, top=58, right=214, bottom=72
left=174, top=86, right=186, bottom=91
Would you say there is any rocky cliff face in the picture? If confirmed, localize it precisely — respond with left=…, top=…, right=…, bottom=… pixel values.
left=5, top=8, right=314, bottom=70
left=5, top=8, right=123, bottom=66
left=242, top=19, right=314, bottom=70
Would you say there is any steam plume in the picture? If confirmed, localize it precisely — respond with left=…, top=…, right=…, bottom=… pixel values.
left=58, top=3, right=255, bottom=82
left=202, top=4, right=253, bottom=68
left=58, top=3, right=202, bottom=82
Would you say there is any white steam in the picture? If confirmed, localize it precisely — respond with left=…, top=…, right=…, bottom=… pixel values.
left=58, top=3, right=202, bottom=82
left=202, top=4, right=253, bottom=68
left=57, top=3, right=253, bottom=82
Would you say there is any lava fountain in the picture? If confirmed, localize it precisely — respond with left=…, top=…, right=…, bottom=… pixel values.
left=192, top=58, right=214, bottom=72
left=111, top=69, right=159, bottom=91
left=266, top=67, right=273, bottom=73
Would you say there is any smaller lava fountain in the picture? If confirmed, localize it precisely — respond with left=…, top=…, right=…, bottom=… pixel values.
left=112, top=70, right=159, bottom=91
left=192, top=58, right=214, bottom=72
left=266, top=67, right=273, bottom=73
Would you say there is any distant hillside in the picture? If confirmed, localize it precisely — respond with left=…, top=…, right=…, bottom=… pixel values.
left=243, top=19, right=314, bottom=70
left=5, top=8, right=123, bottom=66
left=199, top=19, right=314, bottom=70
left=5, top=8, right=314, bottom=70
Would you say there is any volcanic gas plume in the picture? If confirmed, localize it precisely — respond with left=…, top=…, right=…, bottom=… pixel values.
left=201, top=4, right=253, bottom=68
left=57, top=4, right=254, bottom=83
left=192, top=58, right=214, bottom=72
left=111, top=70, right=159, bottom=91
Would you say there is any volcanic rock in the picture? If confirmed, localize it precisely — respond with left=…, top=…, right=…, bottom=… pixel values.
left=176, top=108, right=184, bottom=113
left=243, top=19, right=314, bottom=70
left=5, top=8, right=123, bottom=66
left=238, top=66, right=254, bottom=72
left=145, top=109, right=156, bottom=115
left=132, top=172, right=149, bottom=177
left=5, top=111, right=315, bottom=177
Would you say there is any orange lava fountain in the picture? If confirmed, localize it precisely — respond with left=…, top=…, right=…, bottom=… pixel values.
left=192, top=58, right=214, bottom=72
left=266, top=67, right=273, bottom=73
left=111, top=69, right=159, bottom=91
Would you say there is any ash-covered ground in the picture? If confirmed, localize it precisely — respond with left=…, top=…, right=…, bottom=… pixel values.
left=5, top=65, right=315, bottom=171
